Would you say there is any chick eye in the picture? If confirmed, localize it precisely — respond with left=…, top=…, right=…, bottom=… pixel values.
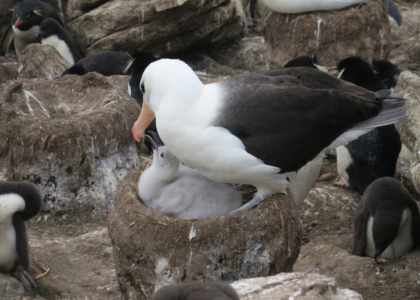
left=160, top=153, right=164, bottom=158
left=140, top=82, right=145, bottom=94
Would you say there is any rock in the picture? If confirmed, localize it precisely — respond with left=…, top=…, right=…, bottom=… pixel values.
left=66, top=0, right=246, bottom=56
left=108, top=167, right=302, bottom=300
left=393, top=71, right=420, bottom=195
left=264, top=1, right=392, bottom=68
left=0, top=73, right=140, bottom=215
left=208, top=36, right=268, bottom=72
left=231, top=272, right=363, bottom=299
left=0, top=62, right=18, bottom=84
left=389, top=7, right=420, bottom=73
left=0, top=273, right=26, bottom=299
left=66, top=0, right=111, bottom=20
left=17, top=44, right=72, bottom=80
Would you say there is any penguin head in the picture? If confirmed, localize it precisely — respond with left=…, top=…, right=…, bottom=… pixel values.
left=126, top=52, right=158, bottom=101
left=336, top=57, right=375, bottom=82
left=284, top=52, right=323, bottom=70
left=372, top=60, right=401, bottom=89
left=12, top=1, right=45, bottom=31
left=37, top=18, right=62, bottom=39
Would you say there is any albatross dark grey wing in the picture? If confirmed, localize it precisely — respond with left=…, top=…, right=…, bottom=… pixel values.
left=383, top=0, right=403, bottom=27
left=0, top=24, right=14, bottom=57
left=214, top=67, right=406, bottom=173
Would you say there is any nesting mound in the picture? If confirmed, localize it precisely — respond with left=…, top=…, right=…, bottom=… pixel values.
left=0, top=73, right=140, bottom=214
left=264, top=0, right=392, bottom=67
left=108, top=166, right=303, bottom=300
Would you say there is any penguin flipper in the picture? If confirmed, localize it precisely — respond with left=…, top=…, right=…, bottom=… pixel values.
left=352, top=204, right=368, bottom=256
left=13, top=213, right=29, bottom=269
left=382, top=0, right=403, bottom=27
left=0, top=23, right=14, bottom=57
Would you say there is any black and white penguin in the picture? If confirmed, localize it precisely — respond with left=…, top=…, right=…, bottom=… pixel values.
left=37, top=18, right=81, bottom=65
left=283, top=53, right=325, bottom=70
left=352, top=177, right=420, bottom=262
left=333, top=57, right=402, bottom=193
left=60, top=51, right=133, bottom=77
left=152, top=282, right=240, bottom=300
left=372, top=59, right=402, bottom=89
left=0, top=181, right=42, bottom=290
left=0, top=0, right=63, bottom=59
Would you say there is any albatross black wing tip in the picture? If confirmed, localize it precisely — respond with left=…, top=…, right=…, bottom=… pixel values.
left=0, top=23, right=14, bottom=57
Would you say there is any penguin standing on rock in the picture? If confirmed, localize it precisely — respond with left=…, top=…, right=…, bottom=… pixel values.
left=0, top=0, right=63, bottom=59
left=352, top=177, right=420, bottom=262
left=0, top=181, right=41, bottom=290
left=37, top=18, right=81, bottom=65
left=333, top=57, right=402, bottom=193
left=152, top=282, right=240, bottom=300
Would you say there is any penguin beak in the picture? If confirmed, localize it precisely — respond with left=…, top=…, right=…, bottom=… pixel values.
left=14, top=18, right=21, bottom=28
left=327, top=66, right=338, bottom=75
left=132, top=102, right=155, bottom=142
left=314, top=64, right=329, bottom=73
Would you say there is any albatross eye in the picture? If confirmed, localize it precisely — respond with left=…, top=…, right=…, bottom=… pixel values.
left=140, top=82, right=145, bottom=94
left=160, top=153, right=164, bottom=158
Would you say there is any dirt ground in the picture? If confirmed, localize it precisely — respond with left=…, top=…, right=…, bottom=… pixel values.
left=2, top=156, right=416, bottom=300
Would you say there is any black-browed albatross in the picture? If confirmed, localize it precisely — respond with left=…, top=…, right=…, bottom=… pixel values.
left=132, top=59, right=406, bottom=213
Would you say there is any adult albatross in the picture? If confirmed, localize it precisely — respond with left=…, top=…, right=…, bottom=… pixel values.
left=132, top=59, right=406, bottom=213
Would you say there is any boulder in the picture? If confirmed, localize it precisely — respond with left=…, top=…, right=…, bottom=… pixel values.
left=0, top=73, right=140, bottom=215
left=208, top=36, right=268, bottom=72
left=231, top=272, right=363, bottom=299
left=264, top=0, right=392, bottom=68
left=66, top=0, right=246, bottom=56
left=17, top=44, right=72, bottom=80
left=389, top=7, right=420, bottom=75
left=108, top=166, right=302, bottom=300
left=0, top=62, right=18, bottom=84
left=394, top=71, right=420, bottom=195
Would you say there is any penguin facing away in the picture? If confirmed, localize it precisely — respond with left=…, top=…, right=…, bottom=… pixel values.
left=333, top=57, right=402, bottom=193
left=0, top=181, right=42, bottom=290
left=138, top=134, right=243, bottom=219
left=152, top=282, right=240, bottom=300
left=0, top=0, right=63, bottom=59
left=352, top=177, right=420, bottom=262
left=37, top=18, right=81, bottom=65
left=61, top=51, right=131, bottom=77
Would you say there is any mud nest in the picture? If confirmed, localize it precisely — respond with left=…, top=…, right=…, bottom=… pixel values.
left=108, top=164, right=303, bottom=300
left=264, top=0, right=392, bottom=68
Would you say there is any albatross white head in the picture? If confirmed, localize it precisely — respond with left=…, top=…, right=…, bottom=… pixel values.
left=132, top=59, right=204, bottom=141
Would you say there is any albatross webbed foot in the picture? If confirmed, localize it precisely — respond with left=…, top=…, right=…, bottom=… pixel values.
left=229, top=191, right=271, bottom=214
left=11, top=264, right=37, bottom=291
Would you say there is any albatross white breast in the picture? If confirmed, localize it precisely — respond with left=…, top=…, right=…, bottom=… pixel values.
left=132, top=59, right=407, bottom=213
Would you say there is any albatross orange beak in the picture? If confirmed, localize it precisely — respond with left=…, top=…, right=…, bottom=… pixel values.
left=132, top=102, right=155, bottom=142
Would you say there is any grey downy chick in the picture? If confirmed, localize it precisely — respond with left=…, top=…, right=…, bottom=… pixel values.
left=138, top=135, right=243, bottom=219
